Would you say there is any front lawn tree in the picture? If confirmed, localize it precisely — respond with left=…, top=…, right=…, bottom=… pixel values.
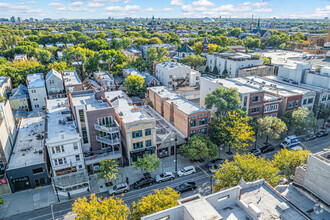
left=205, top=87, right=241, bottom=116
left=180, top=54, right=206, bottom=69
left=291, top=107, right=318, bottom=135
left=180, top=134, right=217, bottom=161
left=72, top=194, right=130, bottom=220
left=132, top=154, right=160, bottom=173
left=130, top=187, right=179, bottom=220
left=257, top=116, right=287, bottom=144
left=96, top=159, right=119, bottom=182
left=209, top=111, right=255, bottom=153
left=124, top=74, right=147, bottom=98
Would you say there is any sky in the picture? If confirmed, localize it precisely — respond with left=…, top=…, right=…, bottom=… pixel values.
left=0, top=0, right=329, bottom=20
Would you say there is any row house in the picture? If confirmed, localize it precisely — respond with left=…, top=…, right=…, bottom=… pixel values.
left=93, top=71, right=116, bottom=92
left=155, top=62, right=200, bottom=89
left=122, top=68, right=160, bottom=87
left=45, top=69, right=66, bottom=99
left=68, top=89, right=122, bottom=172
left=206, top=52, right=263, bottom=78
left=0, top=76, right=12, bottom=99
left=63, top=70, right=83, bottom=94
left=26, top=73, right=47, bottom=111
left=9, top=84, right=29, bottom=111
left=148, top=86, right=210, bottom=137
left=105, top=91, right=157, bottom=165
left=45, top=99, right=89, bottom=196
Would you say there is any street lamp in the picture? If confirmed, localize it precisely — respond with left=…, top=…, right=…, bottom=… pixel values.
left=171, top=132, right=178, bottom=173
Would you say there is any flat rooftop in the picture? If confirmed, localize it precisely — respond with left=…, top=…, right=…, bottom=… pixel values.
left=157, top=61, right=190, bottom=69
left=93, top=71, right=114, bottom=80
left=63, top=70, right=81, bottom=86
left=27, top=73, right=45, bottom=89
left=105, top=90, right=132, bottom=106
left=148, top=86, right=180, bottom=99
left=209, top=52, right=255, bottom=61
left=8, top=116, right=46, bottom=170
left=71, top=91, right=110, bottom=111
left=46, top=98, right=78, bottom=140
left=166, top=97, right=208, bottom=115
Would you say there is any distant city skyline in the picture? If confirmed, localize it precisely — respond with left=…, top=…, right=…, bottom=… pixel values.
left=0, top=0, right=329, bottom=20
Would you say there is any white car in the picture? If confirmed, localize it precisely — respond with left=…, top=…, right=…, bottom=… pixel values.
left=155, top=172, right=175, bottom=183
left=177, top=166, right=196, bottom=177
left=290, top=146, right=303, bottom=151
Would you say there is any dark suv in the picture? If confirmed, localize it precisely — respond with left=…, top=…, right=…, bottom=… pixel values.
left=132, top=173, right=154, bottom=189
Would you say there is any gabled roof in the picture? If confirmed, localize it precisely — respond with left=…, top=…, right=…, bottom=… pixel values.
left=46, top=69, right=62, bottom=81
left=10, top=84, right=28, bottom=100
left=177, top=44, right=196, bottom=53
left=252, top=29, right=269, bottom=37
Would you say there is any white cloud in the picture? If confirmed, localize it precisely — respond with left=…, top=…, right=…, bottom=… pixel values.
left=145, top=7, right=155, bottom=12
left=255, top=8, right=272, bottom=12
left=48, top=2, right=64, bottom=7
left=192, top=0, right=214, bottom=7
left=105, top=5, right=140, bottom=12
left=170, top=0, right=184, bottom=6
left=86, top=2, right=104, bottom=7
left=0, top=2, right=44, bottom=15
left=69, top=1, right=84, bottom=6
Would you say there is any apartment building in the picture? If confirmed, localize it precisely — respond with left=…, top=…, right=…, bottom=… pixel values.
left=206, top=52, right=263, bottom=78
left=105, top=90, right=156, bottom=165
left=26, top=73, right=47, bottom=111
left=155, top=62, right=201, bottom=89
left=62, top=70, right=83, bottom=94
left=45, top=69, right=65, bottom=99
left=68, top=89, right=122, bottom=171
left=93, top=71, right=115, bottom=92
left=9, top=84, right=29, bottom=111
left=6, top=116, right=50, bottom=193
left=148, top=86, right=209, bottom=137
left=45, top=99, right=89, bottom=196
left=0, top=101, right=17, bottom=167
left=0, top=76, right=12, bottom=98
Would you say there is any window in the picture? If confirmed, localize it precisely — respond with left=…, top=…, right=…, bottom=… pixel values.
left=264, top=106, right=270, bottom=113
left=199, top=118, right=207, bottom=125
left=270, top=104, right=278, bottom=111
left=252, top=96, right=260, bottom=103
left=190, top=120, right=196, bottom=127
left=145, top=128, right=151, bottom=136
left=31, top=89, right=36, bottom=93
left=79, top=109, right=88, bottom=144
left=132, top=130, right=143, bottom=138
left=295, top=100, right=299, bottom=107
left=322, top=96, right=326, bottom=101
left=52, top=147, right=55, bottom=154
left=35, top=104, right=39, bottom=108
left=190, top=130, right=197, bottom=136
left=33, top=98, right=38, bottom=101
left=73, top=143, right=78, bottom=150
left=251, top=107, right=260, bottom=114
left=32, top=168, right=43, bottom=174
left=58, top=158, right=63, bottom=165
left=98, top=117, right=112, bottom=126
left=54, top=146, right=64, bottom=153
left=307, top=98, right=313, bottom=104
left=75, top=155, right=80, bottom=162
left=303, top=99, right=307, bottom=105
left=288, top=101, right=294, bottom=108
left=146, top=140, right=152, bottom=147
left=200, top=128, right=207, bottom=134
left=328, top=94, right=330, bottom=100
left=133, top=142, right=143, bottom=149
left=54, top=160, right=58, bottom=166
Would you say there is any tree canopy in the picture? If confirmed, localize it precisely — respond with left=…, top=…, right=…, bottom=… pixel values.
left=180, top=134, right=217, bottom=160
left=96, top=159, right=119, bottom=182
left=179, top=54, right=206, bottom=69
left=258, top=116, right=287, bottom=143
left=291, top=107, right=318, bottom=135
left=132, top=154, right=161, bottom=173
left=124, top=74, right=147, bottom=98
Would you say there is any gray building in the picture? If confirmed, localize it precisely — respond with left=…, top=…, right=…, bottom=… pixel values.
left=45, top=69, right=65, bottom=99
left=6, top=116, right=50, bottom=193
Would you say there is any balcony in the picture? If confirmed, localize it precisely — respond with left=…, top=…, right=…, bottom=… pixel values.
left=94, top=123, right=119, bottom=134
left=96, top=135, right=120, bottom=146
left=84, top=150, right=121, bottom=165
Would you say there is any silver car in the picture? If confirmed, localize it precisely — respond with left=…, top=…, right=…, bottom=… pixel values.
left=109, top=183, right=130, bottom=196
left=155, top=172, right=175, bottom=183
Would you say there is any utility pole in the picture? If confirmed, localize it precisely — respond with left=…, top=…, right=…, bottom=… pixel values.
left=174, top=133, right=178, bottom=172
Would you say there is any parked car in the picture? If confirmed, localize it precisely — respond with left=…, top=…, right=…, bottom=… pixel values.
left=177, top=166, right=196, bottom=177
left=249, top=149, right=261, bottom=156
left=326, top=120, right=330, bottom=128
left=260, top=144, right=275, bottom=153
left=206, top=158, right=224, bottom=168
left=132, top=174, right=154, bottom=189
left=109, top=183, right=130, bottom=196
left=209, top=163, right=221, bottom=173
left=302, top=134, right=317, bottom=141
left=316, top=130, right=328, bottom=138
left=290, top=146, right=303, bottom=151
left=155, top=172, right=175, bottom=183
left=174, top=182, right=196, bottom=193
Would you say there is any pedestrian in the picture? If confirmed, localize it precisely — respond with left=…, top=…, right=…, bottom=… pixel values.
left=126, top=177, right=129, bottom=184
left=67, top=192, right=71, bottom=199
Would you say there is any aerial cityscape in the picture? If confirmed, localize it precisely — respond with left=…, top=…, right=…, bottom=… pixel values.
left=0, top=0, right=329, bottom=219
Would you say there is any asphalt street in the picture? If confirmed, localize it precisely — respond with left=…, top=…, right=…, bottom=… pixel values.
left=7, top=134, right=330, bottom=220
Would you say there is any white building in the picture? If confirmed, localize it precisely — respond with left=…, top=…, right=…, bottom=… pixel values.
left=93, top=71, right=115, bottom=91
left=206, top=52, right=263, bottom=78
left=46, top=98, right=89, bottom=196
left=45, top=69, right=65, bottom=99
left=26, top=73, right=47, bottom=111
left=155, top=62, right=201, bottom=89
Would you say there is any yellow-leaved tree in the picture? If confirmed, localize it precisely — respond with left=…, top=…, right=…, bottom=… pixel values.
left=130, top=187, right=180, bottom=220
left=72, top=194, right=130, bottom=220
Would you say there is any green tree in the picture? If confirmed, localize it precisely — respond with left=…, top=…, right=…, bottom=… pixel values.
left=0, top=196, right=4, bottom=206
left=145, top=47, right=169, bottom=70
left=47, top=61, right=74, bottom=72
left=96, top=159, right=119, bottom=182
left=180, top=134, right=217, bottom=160
left=273, top=148, right=310, bottom=178
left=84, top=38, right=109, bottom=51
left=94, top=31, right=107, bottom=39
left=212, top=66, right=219, bottom=75
left=244, top=37, right=261, bottom=49
left=291, top=107, right=318, bottom=135
left=205, top=87, right=241, bottom=116
left=98, top=49, right=126, bottom=73
left=37, top=49, right=52, bottom=64
left=210, top=111, right=255, bottom=153
left=132, top=154, right=160, bottom=173
left=318, top=103, right=330, bottom=128
left=130, top=187, right=179, bottom=220
left=229, top=28, right=243, bottom=37
left=257, top=116, right=287, bottom=144
left=124, top=74, right=146, bottom=98
left=214, top=154, right=280, bottom=192
left=179, top=54, right=206, bottom=69
left=72, top=194, right=130, bottom=220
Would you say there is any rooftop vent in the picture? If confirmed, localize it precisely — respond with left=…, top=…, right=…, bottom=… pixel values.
left=277, top=202, right=290, bottom=212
